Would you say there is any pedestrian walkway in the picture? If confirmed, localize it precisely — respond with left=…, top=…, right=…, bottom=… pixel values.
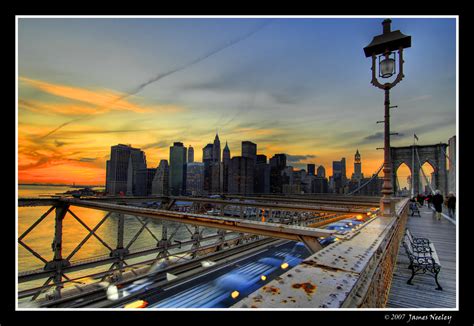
left=386, top=205, right=456, bottom=308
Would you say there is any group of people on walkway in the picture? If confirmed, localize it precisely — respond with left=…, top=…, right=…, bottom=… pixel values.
left=410, top=191, right=456, bottom=220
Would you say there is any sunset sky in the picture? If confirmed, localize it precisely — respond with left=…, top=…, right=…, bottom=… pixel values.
left=17, top=16, right=457, bottom=186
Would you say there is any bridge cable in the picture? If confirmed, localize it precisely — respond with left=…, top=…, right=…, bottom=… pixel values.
left=440, top=145, right=454, bottom=166
left=345, top=163, right=384, bottom=196
left=415, top=146, right=436, bottom=194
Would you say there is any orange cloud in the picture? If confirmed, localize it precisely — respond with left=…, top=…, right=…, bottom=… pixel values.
left=19, top=77, right=185, bottom=115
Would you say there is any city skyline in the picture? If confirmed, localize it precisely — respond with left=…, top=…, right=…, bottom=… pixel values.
left=18, top=17, right=456, bottom=185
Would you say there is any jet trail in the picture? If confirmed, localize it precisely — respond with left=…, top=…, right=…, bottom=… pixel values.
left=39, top=118, right=85, bottom=139
left=115, top=19, right=273, bottom=102
left=41, top=19, right=273, bottom=139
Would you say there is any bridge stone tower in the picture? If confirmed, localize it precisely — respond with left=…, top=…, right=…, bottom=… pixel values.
left=390, top=143, right=448, bottom=196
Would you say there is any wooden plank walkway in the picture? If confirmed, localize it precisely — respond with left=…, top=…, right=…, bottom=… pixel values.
left=386, top=205, right=456, bottom=308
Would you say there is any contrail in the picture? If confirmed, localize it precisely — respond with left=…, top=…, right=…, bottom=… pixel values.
left=39, top=118, right=85, bottom=139
left=115, top=19, right=273, bottom=102
left=41, top=19, right=273, bottom=139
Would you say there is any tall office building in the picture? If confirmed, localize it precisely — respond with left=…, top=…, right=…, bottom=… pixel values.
left=203, top=144, right=213, bottom=162
left=152, top=160, right=169, bottom=196
left=186, top=162, right=205, bottom=195
left=126, top=148, right=147, bottom=196
left=228, top=156, right=254, bottom=194
left=105, top=160, right=111, bottom=194
left=351, top=149, right=364, bottom=182
left=169, top=142, right=187, bottom=195
left=213, top=134, right=221, bottom=163
left=188, top=145, right=194, bottom=163
left=332, top=157, right=347, bottom=193
left=131, top=167, right=155, bottom=196
left=341, top=157, right=347, bottom=184
left=210, top=133, right=221, bottom=193
left=317, top=165, right=326, bottom=178
left=312, top=177, right=329, bottom=193
left=106, top=144, right=138, bottom=195
left=221, top=141, right=231, bottom=193
left=255, top=154, right=270, bottom=193
left=282, top=166, right=302, bottom=194
left=242, top=141, right=257, bottom=161
left=307, top=164, right=316, bottom=176
left=203, top=143, right=213, bottom=193
left=332, top=161, right=343, bottom=193
left=270, top=154, right=287, bottom=193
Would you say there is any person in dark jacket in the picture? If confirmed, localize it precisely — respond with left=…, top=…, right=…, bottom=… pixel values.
left=446, top=192, right=456, bottom=218
left=432, top=190, right=444, bottom=220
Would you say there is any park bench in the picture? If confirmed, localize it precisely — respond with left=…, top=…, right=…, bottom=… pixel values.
left=409, top=202, right=421, bottom=217
left=402, top=229, right=442, bottom=290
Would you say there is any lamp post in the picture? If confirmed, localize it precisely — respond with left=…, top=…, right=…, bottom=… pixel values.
left=364, top=19, right=411, bottom=216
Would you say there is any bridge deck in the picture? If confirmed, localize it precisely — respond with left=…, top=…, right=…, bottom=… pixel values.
left=386, top=205, right=456, bottom=308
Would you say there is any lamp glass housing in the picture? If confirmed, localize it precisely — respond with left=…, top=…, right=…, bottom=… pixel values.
left=379, top=52, right=396, bottom=78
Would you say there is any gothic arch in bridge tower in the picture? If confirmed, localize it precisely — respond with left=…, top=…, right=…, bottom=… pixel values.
left=390, top=143, right=448, bottom=196
left=393, top=162, right=411, bottom=195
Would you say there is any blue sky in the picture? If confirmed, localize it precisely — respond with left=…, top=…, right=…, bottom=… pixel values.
left=18, top=16, right=456, bottom=184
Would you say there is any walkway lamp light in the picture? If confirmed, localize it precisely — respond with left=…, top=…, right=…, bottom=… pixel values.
left=364, top=18, right=411, bottom=216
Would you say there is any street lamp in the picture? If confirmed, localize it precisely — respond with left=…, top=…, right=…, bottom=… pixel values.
left=364, top=19, right=411, bottom=216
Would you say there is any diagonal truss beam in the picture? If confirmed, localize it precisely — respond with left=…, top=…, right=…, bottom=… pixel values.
left=18, top=206, right=55, bottom=241
left=67, top=209, right=113, bottom=253
left=65, top=212, right=111, bottom=261
left=18, top=239, right=48, bottom=264
left=125, top=217, right=149, bottom=250
left=134, top=216, right=160, bottom=243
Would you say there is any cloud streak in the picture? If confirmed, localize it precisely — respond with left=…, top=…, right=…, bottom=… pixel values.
left=114, top=20, right=273, bottom=102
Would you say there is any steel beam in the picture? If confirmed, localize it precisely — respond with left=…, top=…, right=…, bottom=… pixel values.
left=18, top=195, right=377, bottom=212
left=58, top=198, right=336, bottom=253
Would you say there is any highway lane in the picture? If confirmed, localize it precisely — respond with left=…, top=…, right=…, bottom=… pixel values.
left=112, top=241, right=310, bottom=308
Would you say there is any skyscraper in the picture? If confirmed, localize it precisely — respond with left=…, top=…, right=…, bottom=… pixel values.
left=332, top=160, right=343, bottom=193
left=221, top=141, right=231, bottom=193
left=317, top=165, right=326, bottom=178
left=242, top=141, right=257, bottom=193
left=255, top=154, right=270, bottom=193
left=351, top=149, right=364, bottom=182
left=126, top=148, right=147, bottom=196
left=202, top=143, right=213, bottom=193
left=242, top=141, right=257, bottom=161
left=228, top=156, right=254, bottom=194
left=105, top=160, right=111, bottom=194
left=211, top=133, right=221, bottom=193
left=152, top=160, right=169, bottom=196
left=341, top=157, right=347, bottom=184
left=169, top=142, right=187, bottom=195
left=307, top=164, right=316, bottom=176
left=203, top=144, right=213, bottom=162
left=188, top=145, right=194, bottom=163
left=213, top=133, right=221, bottom=163
left=186, top=162, right=205, bottom=195
left=270, top=154, right=287, bottom=193
left=106, top=144, right=143, bottom=195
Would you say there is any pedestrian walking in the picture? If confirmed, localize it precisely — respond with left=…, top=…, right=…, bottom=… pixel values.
left=446, top=192, right=456, bottom=219
left=432, top=190, right=444, bottom=220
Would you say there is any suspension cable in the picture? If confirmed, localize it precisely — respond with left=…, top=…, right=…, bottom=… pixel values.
left=345, top=163, right=384, bottom=195
left=440, top=145, right=454, bottom=166
left=415, top=146, right=435, bottom=194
